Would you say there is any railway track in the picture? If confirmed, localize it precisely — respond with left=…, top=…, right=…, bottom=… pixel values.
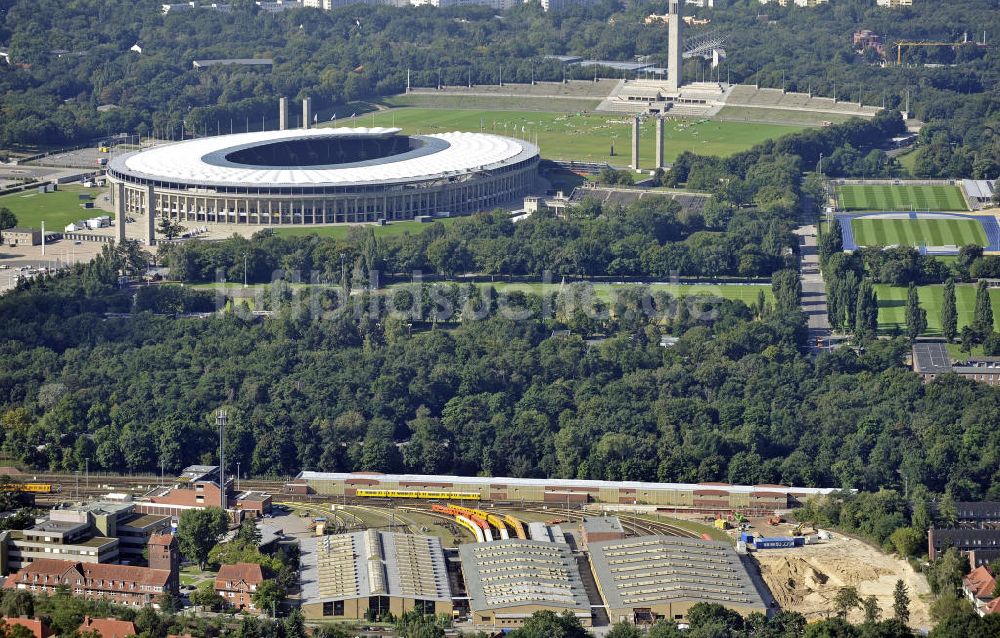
left=514, top=506, right=702, bottom=539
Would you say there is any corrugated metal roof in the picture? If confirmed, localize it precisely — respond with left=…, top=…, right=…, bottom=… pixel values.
left=297, top=471, right=840, bottom=496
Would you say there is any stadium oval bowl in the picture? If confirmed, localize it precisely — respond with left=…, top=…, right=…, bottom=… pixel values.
left=107, top=127, right=539, bottom=226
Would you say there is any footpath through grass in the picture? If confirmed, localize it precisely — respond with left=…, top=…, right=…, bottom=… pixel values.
left=851, top=217, right=987, bottom=248
left=0, top=185, right=106, bottom=230
left=876, top=283, right=1000, bottom=335
left=837, top=184, right=968, bottom=212
left=328, top=109, right=803, bottom=166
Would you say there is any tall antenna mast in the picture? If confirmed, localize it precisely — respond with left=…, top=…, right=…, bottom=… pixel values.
left=217, top=410, right=228, bottom=510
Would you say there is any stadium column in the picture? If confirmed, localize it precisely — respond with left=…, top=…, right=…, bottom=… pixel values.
left=655, top=117, right=665, bottom=170
left=115, top=182, right=126, bottom=244
left=303, top=98, right=312, bottom=130
left=145, top=184, right=155, bottom=246
left=631, top=116, right=640, bottom=171
left=667, top=0, right=683, bottom=93
left=279, top=97, right=288, bottom=131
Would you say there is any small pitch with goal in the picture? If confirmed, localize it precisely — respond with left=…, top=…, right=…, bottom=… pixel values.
left=836, top=212, right=1000, bottom=255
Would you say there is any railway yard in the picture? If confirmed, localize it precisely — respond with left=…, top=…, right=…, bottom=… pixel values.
left=9, top=469, right=932, bottom=632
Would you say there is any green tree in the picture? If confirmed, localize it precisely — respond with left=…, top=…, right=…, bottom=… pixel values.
left=888, top=527, right=924, bottom=557
left=235, top=518, right=262, bottom=546
left=941, top=278, right=958, bottom=342
left=156, top=217, right=186, bottom=241
left=820, top=218, right=844, bottom=263
left=974, top=279, right=994, bottom=334
left=189, top=581, right=226, bottom=611
left=177, top=507, right=228, bottom=569
left=904, top=283, right=927, bottom=341
left=606, top=623, right=643, bottom=638
left=506, top=611, right=591, bottom=638
left=834, top=586, right=861, bottom=619
left=0, top=207, right=16, bottom=245
left=0, top=590, right=32, bottom=618
left=854, top=280, right=879, bottom=343
left=861, top=595, right=881, bottom=625
left=253, top=579, right=287, bottom=617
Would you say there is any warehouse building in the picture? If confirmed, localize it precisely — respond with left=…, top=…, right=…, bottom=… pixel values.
left=588, top=536, right=767, bottom=624
left=580, top=517, right=625, bottom=548
left=300, top=530, right=452, bottom=621
left=291, top=471, right=836, bottom=514
left=459, top=540, right=592, bottom=628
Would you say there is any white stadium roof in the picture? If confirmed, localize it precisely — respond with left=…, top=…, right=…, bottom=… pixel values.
left=112, top=127, right=537, bottom=188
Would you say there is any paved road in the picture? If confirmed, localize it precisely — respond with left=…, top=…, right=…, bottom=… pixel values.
left=794, top=225, right=832, bottom=352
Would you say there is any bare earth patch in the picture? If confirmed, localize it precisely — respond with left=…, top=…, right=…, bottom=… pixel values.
left=753, top=529, right=932, bottom=631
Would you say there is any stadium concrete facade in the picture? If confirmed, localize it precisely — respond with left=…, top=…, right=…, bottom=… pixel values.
left=107, top=127, right=539, bottom=240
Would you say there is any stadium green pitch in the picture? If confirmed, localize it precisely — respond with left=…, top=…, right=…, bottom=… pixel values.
left=851, top=216, right=987, bottom=248
left=837, top=184, right=968, bottom=212
left=329, top=109, right=804, bottom=166
left=876, top=284, right=1000, bottom=336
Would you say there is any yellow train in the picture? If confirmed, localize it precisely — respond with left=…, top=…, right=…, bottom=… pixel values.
left=0, top=483, right=60, bottom=494
left=355, top=489, right=480, bottom=501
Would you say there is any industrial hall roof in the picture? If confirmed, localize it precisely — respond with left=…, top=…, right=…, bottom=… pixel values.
left=587, top=535, right=766, bottom=611
left=300, top=530, right=451, bottom=605
left=459, top=539, right=591, bottom=615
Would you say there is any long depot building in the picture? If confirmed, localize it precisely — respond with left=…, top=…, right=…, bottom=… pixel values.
left=291, top=471, right=838, bottom=514
left=588, top=536, right=767, bottom=624
left=459, top=539, right=592, bottom=628
left=299, top=530, right=452, bottom=622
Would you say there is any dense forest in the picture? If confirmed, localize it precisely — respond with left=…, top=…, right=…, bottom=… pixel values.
left=0, top=0, right=997, bottom=177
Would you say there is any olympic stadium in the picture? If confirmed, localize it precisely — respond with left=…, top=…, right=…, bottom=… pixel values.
left=107, top=127, right=539, bottom=236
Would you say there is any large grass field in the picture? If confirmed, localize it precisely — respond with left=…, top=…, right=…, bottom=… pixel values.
left=0, top=185, right=105, bottom=230
left=326, top=109, right=804, bottom=167
left=837, top=184, right=968, bottom=212
left=388, top=281, right=773, bottom=305
left=273, top=217, right=458, bottom=239
left=852, top=217, right=987, bottom=248
left=876, top=284, right=1000, bottom=336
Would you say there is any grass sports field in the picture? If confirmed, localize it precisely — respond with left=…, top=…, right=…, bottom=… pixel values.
left=387, top=281, right=773, bottom=305
left=0, top=185, right=105, bottom=230
left=876, top=284, right=1000, bottom=336
left=851, top=216, right=987, bottom=248
left=837, top=184, right=968, bottom=212
left=274, top=217, right=458, bottom=239
left=326, top=109, right=804, bottom=166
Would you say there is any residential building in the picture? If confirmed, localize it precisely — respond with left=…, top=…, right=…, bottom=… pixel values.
left=877, top=0, right=912, bottom=7
left=928, top=528, right=1000, bottom=562
left=853, top=30, right=885, bottom=57
left=459, top=539, right=591, bottom=628
left=589, top=536, right=768, bottom=624
left=214, top=563, right=264, bottom=613
left=300, top=531, right=452, bottom=621
left=956, top=502, right=1000, bottom=527
left=77, top=616, right=138, bottom=638
left=963, top=566, right=1000, bottom=616
left=148, top=534, right=180, bottom=595
left=3, top=559, right=176, bottom=608
left=1, top=617, right=52, bottom=638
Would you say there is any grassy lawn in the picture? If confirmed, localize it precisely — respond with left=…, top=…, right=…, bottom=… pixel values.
left=273, top=217, right=458, bottom=239
left=390, top=281, right=773, bottom=305
left=179, top=565, right=214, bottom=588
left=383, top=93, right=602, bottom=113
left=852, top=217, right=987, bottom=248
left=875, top=283, right=1000, bottom=335
left=0, top=185, right=107, bottom=230
left=837, top=184, right=968, bottom=212
left=323, top=109, right=804, bottom=167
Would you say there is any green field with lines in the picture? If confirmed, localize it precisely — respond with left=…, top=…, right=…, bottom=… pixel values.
left=852, top=216, right=987, bottom=248
left=876, top=284, right=1000, bottom=335
left=0, top=185, right=106, bottom=230
left=325, top=108, right=803, bottom=167
left=837, top=184, right=968, bottom=212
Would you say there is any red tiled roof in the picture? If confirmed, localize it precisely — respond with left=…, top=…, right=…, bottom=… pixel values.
left=3, top=559, right=169, bottom=591
left=2, top=617, right=52, bottom=638
left=984, top=598, right=1000, bottom=615
left=80, top=563, right=171, bottom=588
left=215, top=563, right=264, bottom=589
left=77, top=616, right=137, bottom=638
left=965, top=565, right=997, bottom=599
